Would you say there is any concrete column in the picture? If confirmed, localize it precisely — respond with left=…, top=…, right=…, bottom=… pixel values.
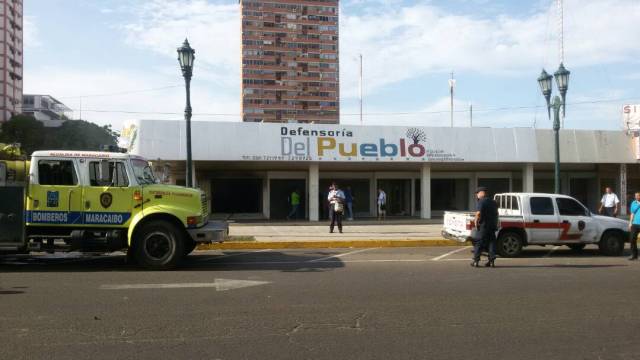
left=262, top=174, right=270, bottom=219
left=523, top=163, right=534, bottom=193
left=370, top=172, right=378, bottom=217
left=468, top=173, right=477, bottom=210
left=620, top=164, right=628, bottom=216
left=308, top=163, right=319, bottom=221
left=420, top=164, right=431, bottom=219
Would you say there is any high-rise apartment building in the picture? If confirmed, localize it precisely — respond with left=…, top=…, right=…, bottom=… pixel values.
left=0, top=0, right=22, bottom=122
left=241, top=0, right=339, bottom=124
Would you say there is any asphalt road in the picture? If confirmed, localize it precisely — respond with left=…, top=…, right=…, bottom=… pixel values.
left=1, top=246, right=640, bottom=360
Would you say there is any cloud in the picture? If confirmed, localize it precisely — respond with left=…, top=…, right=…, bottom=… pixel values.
left=339, top=0, right=640, bottom=98
left=23, top=67, right=241, bottom=131
left=23, top=16, right=42, bottom=49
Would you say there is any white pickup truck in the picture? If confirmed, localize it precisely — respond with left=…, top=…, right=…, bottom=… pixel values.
left=442, top=193, right=629, bottom=257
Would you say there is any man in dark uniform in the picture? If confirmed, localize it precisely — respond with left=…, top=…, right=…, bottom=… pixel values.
left=471, top=186, right=499, bottom=268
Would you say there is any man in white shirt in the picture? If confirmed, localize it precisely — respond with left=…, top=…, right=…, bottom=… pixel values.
left=599, top=187, right=620, bottom=217
left=328, top=182, right=345, bottom=233
left=377, top=188, right=387, bottom=220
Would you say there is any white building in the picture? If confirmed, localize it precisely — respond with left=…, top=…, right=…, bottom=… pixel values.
left=0, top=0, right=23, bottom=122
left=127, top=120, right=640, bottom=221
left=22, top=94, right=72, bottom=127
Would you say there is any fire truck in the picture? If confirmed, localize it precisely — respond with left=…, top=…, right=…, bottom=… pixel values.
left=0, top=147, right=227, bottom=270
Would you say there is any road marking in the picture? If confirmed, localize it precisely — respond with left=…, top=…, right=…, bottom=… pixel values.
left=192, top=248, right=272, bottom=263
left=431, top=246, right=472, bottom=261
left=307, top=248, right=376, bottom=262
left=544, top=246, right=562, bottom=258
left=100, top=279, right=271, bottom=291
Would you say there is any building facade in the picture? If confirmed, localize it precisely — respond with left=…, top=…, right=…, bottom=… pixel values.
left=22, top=94, right=72, bottom=127
left=128, top=120, right=640, bottom=221
left=240, top=0, right=339, bottom=124
left=0, top=0, right=23, bottom=122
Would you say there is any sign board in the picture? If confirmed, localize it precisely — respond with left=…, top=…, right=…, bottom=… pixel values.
left=623, top=104, right=640, bottom=132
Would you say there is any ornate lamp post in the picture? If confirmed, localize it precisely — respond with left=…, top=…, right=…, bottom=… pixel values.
left=177, top=39, right=195, bottom=188
left=538, top=63, right=570, bottom=194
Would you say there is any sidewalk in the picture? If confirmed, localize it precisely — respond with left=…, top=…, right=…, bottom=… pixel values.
left=198, top=219, right=465, bottom=250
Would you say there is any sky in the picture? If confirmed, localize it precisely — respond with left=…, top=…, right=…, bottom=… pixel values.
left=23, top=0, right=640, bottom=131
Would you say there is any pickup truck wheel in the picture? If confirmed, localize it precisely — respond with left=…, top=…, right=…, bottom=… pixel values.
left=134, top=220, right=185, bottom=270
left=497, top=232, right=524, bottom=257
left=598, top=232, right=624, bottom=256
left=567, top=244, right=586, bottom=252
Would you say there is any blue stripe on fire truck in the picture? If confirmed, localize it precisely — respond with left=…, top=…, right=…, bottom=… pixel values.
left=26, top=211, right=131, bottom=225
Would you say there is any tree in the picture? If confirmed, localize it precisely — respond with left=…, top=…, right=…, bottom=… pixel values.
left=0, top=115, right=45, bottom=155
left=0, top=115, right=118, bottom=155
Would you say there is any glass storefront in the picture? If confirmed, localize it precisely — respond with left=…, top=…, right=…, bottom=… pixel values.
left=431, top=179, right=469, bottom=211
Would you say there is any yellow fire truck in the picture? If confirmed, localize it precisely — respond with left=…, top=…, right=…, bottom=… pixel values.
left=0, top=149, right=227, bottom=270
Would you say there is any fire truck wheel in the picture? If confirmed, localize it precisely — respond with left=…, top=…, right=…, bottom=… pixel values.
left=598, top=231, right=624, bottom=256
left=497, top=231, right=524, bottom=257
left=135, top=220, right=185, bottom=270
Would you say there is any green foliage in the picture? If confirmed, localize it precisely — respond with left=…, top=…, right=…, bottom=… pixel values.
left=0, top=115, right=118, bottom=155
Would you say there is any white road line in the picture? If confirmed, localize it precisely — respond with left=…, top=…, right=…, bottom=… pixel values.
left=431, top=246, right=472, bottom=261
left=193, top=249, right=272, bottom=263
left=100, top=279, right=270, bottom=291
left=307, top=248, right=376, bottom=263
left=544, top=246, right=562, bottom=258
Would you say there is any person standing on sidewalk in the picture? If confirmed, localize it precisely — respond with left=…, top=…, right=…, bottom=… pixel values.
left=471, top=186, right=499, bottom=268
left=599, top=187, right=620, bottom=217
left=627, top=192, right=640, bottom=260
left=377, top=188, right=387, bottom=221
left=344, top=186, right=354, bottom=221
left=328, top=182, right=345, bottom=233
left=287, top=189, right=301, bottom=220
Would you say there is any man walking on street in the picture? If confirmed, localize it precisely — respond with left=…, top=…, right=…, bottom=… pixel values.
left=599, top=187, right=620, bottom=217
left=328, top=182, right=345, bottom=233
left=287, top=189, right=301, bottom=220
left=471, top=186, right=499, bottom=268
left=628, top=192, right=640, bottom=260
left=377, top=188, right=387, bottom=221
left=345, top=186, right=354, bottom=220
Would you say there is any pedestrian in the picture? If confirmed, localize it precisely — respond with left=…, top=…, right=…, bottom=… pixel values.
left=377, top=188, right=387, bottom=220
left=286, top=189, right=301, bottom=220
left=471, top=186, right=499, bottom=268
left=345, top=186, right=354, bottom=220
left=599, top=187, right=620, bottom=217
left=628, top=192, right=640, bottom=260
left=328, top=182, right=345, bottom=233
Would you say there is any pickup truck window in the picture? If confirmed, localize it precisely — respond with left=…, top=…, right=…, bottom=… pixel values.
left=556, top=198, right=588, bottom=216
left=530, top=197, right=554, bottom=215
left=38, top=160, right=78, bottom=186
left=89, top=161, right=129, bottom=187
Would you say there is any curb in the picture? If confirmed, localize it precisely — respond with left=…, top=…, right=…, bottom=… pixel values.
left=197, top=239, right=470, bottom=250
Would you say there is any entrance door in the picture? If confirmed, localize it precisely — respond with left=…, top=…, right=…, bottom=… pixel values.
left=27, top=159, right=83, bottom=225
left=377, top=179, right=412, bottom=216
left=0, top=162, right=6, bottom=186
left=270, top=179, right=306, bottom=220
left=82, top=160, right=135, bottom=227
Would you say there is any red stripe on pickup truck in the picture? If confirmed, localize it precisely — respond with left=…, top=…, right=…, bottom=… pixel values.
left=499, top=221, right=582, bottom=240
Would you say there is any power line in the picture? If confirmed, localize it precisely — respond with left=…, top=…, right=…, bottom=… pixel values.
left=68, top=95, right=640, bottom=118
left=59, top=85, right=182, bottom=99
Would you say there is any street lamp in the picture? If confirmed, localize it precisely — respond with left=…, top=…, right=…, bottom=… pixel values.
left=177, top=39, right=195, bottom=188
left=537, top=62, right=570, bottom=194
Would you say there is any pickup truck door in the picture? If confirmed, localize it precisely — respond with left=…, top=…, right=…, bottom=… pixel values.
left=526, top=196, right=560, bottom=243
left=27, top=159, right=83, bottom=225
left=555, top=197, right=598, bottom=243
left=81, top=160, right=135, bottom=227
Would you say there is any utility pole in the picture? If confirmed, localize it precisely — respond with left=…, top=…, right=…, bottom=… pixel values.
left=359, top=54, right=363, bottom=125
left=448, top=72, right=456, bottom=127
left=557, top=0, right=565, bottom=128
left=469, top=103, right=473, bottom=127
